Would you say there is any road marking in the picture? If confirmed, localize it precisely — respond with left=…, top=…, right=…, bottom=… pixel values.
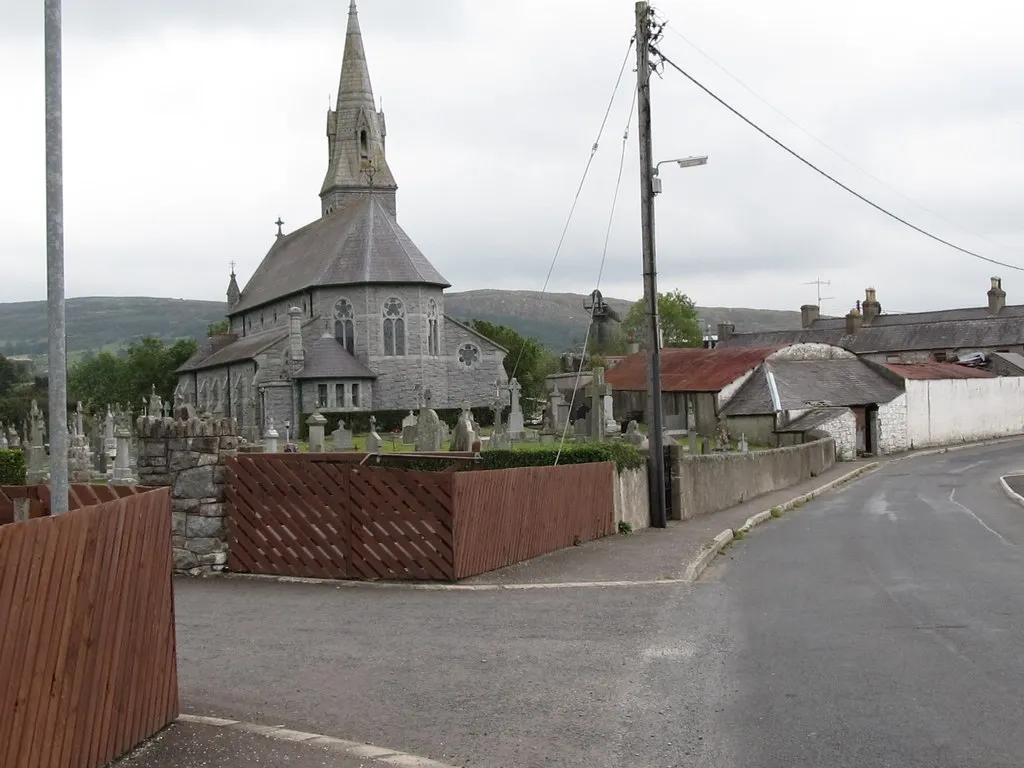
left=948, top=489, right=1014, bottom=547
left=178, top=714, right=459, bottom=768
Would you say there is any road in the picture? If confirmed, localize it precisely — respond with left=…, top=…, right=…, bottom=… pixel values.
left=175, top=442, right=1024, bottom=767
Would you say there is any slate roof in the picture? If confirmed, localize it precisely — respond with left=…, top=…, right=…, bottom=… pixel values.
left=295, top=335, right=377, bottom=380
left=605, top=346, right=784, bottom=393
left=722, top=359, right=904, bottom=416
left=776, top=406, right=851, bottom=433
left=230, top=195, right=450, bottom=316
left=990, top=351, right=1024, bottom=375
left=722, top=305, right=1024, bottom=354
left=884, top=362, right=996, bottom=380
left=178, top=327, right=289, bottom=373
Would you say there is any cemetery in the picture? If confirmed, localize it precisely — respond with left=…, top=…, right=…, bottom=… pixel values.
left=0, top=360, right=841, bottom=582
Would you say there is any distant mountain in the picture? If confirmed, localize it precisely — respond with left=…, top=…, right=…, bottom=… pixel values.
left=0, top=291, right=804, bottom=360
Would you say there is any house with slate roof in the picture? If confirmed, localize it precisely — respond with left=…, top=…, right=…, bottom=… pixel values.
left=717, top=279, right=1024, bottom=366
left=177, top=2, right=506, bottom=436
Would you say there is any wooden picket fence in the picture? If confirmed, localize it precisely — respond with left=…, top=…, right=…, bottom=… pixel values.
left=227, top=454, right=616, bottom=581
left=0, top=487, right=179, bottom=767
left=0, top=483, right=153, bottom=526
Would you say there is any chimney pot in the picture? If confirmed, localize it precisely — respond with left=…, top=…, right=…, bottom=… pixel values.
left=800, top=304, right=820, bottom=329
left=845, top=308, right=863, bottom=336
left=987, top=276, right=1006, bottom=314
left=717, top=322, right=735, bottom=344
left=862, top=286, right=882, bottom=324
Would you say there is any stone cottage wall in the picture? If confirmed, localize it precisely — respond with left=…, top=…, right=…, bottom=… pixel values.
left=136, top=414, right=237, bottom=574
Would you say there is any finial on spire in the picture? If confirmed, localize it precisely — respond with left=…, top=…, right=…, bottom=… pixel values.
left=349, top=0, right=357, bottom=12
left=275, top=218, right=284, bottom=237
left=229, top=260, right=236, bottom=277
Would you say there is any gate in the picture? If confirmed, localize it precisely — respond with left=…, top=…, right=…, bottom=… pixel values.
left=226, top=454, right=456, bottom=581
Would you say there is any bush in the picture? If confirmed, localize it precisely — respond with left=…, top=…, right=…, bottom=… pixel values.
left=0, top=449, right=27, bottom=485
left=365, top=441, right=644, bottom=475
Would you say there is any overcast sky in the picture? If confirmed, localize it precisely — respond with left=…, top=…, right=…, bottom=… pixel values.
left=3, top=0, right=1023, bottom=318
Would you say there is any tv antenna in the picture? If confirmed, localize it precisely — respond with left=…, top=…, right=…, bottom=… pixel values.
left=803, top=278, right=834, bottom=308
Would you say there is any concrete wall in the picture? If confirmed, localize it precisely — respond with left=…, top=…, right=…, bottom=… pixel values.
left=905, top=377, right=1024, bottom=447
left=613, top=466, right=650, bottom=532
left=669, top=438, right=835, bottom=521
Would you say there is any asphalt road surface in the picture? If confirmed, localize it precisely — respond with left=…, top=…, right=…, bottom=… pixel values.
left=176, top=442, right=1024, bottom=767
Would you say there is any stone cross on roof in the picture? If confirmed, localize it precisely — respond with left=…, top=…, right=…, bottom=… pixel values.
left=275, top=218, right=284, bottom=237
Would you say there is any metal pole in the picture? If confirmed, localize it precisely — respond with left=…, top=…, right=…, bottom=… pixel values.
left=636, top=1, right=667, bottom=528
left=45, top=0, right=69, bottom=514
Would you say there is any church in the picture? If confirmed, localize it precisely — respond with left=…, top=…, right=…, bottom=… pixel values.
left=177, top=1, right=507, bottom=437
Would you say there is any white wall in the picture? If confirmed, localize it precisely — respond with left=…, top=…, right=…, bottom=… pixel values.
left=818, top=409, right=857, bottom=460
left=877, top=394, right=910, bottom=454
left=905, top=377, right=1024, bottom=447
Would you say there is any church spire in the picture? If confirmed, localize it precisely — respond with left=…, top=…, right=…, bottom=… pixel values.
left=227, top=262, right=241, bottom=308
left=320, top=1, right=397, bottom=217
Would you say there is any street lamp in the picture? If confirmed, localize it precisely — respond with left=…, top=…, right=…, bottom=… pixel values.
left=652, top=155, right=708, bottom=195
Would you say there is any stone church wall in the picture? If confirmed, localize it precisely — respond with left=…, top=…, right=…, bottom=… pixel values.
left=445, top=320, right=507, bottom=407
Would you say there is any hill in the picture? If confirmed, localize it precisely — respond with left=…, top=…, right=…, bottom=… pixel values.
left=0, top=292, right=804, bottom=359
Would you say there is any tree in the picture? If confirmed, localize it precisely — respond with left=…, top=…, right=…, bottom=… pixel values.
left=207, top=319, right=230, bottom=336
left=622, top=290, right=702, bottom=349
left=68, top=337, right=198, bottom=411
left=469, top=321, right=559, bottom=404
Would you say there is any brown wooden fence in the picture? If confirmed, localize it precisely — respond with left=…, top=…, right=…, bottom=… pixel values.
left=452, top=463, right=616, bottom=578
left=227, top=454, right=616, bottom=581
left=0, top=483, right=153, bottom=526
left=0, top=488, right=179, bottom=767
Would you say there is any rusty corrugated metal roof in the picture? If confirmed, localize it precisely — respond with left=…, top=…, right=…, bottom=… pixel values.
left=884, top=362, right=996, bottom=380
left=605, top=346, right=784, bottom=392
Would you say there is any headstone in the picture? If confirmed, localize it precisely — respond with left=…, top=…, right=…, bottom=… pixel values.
left=585, top=367, right=612, bottom=441
left=415, top=390, right=442, bottom=452
left=330, top=420, right=354, bottom=451
left=307, top=411, right=328, bottom=452
left=602, top=392, right=618, bottom=435
left=624, top=420, right=649, bottom=449
left=74, top=402, right=84, bottom=437
left=687, top=430, right=698, bottom=454
left=507, top=378, right=526, bottom=439
left=0, top=423, right=6, bottom=451
left=27, top=401, right=47, bottom=483
left=546, top=388, right=568, bottom=434
left=489, top=430, right=511, bottom=449
left=450, top=405, right=476, bottom=452
left=714, top=417, right=731, bottom=452
left=573, top=417, right=588, bottom=441
left=111, top=426, right=136, bottom=485
left=366, top=416, right=383, bottom=454
left=739, top=433, right=749, bottom=453
left=7, top=423, right=19, bottom=449
left=490, top=398, right=504, bottom=433
left=264, top=418, right=280, bottom=454
left=401, top=411, right=418, bottom=445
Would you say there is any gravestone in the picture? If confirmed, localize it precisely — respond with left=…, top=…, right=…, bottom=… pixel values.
left=450, top=405, right=476, bottom=452
left=415, top=390, right=442, bottom=452
left=585, top=367, right=617, bottom=441
left=739, top=433, right=749, bottom=453
left=624, top=420, right=648, bottom=449
left=27, top=401, right=47, bottom=484
left=0, top=423, right=6, bottom=451
left=307, top=411, right=328, bottom=452
left=401, top=411, right=418, bottom=445
left=264, top=418, right=280, bottom=453
left=714, top=417, right=731, bottom=452
left=687, top=430, right=698, bottom=454
left=7, top=423, right=19, bottom=449
left=366, top=416, right=383, bottom=454
left=331, top=420, right=354, bottom=451
left=507, top=378, right=526, bottom=439
left=111, top=426, right=136, bottom=485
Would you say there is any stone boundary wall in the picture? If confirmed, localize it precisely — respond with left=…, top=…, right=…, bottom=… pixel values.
left=669, top=438, right=835, bottom=521
left=136, top=415, right=237, bottom=574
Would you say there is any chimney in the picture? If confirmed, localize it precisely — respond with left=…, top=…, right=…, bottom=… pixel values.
left=845, top=307, right=863, bottom=336
left=862, top=287, right=881, bottom=324
left=800, top=304, right=820, bottom=329
left=717, top=322, right=734, bottom=344
left=288, top=306, right=304, bottom=373
left=988, top=276, right=1005, bottom=314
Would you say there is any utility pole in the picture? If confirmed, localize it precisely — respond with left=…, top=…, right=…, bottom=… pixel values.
left=636, top=1, right=667, bottom=529
left=45, top=0, right=69, bottom=514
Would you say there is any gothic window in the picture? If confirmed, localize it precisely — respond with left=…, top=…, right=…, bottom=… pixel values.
left=359, top=129, right=369, bottom=158
left=383, top=297, right=406, bottom=356
left=317, top=384, right=328, bottom=408
left=427, top=299, right=440, bottom=357
left=335, top=383, right=346, bottom=408
left=334, top=298, right=355, bottom=355
left=352, top=382, right=361, bottom=408
left=458, top=343, right=480, bottom=369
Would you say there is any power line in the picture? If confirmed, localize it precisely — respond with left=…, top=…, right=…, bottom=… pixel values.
left=556, top=90, right=638, bottom=465
left=660, top=22, right=1024, bottom=258
left=652, top=45, right=1024, bottom=273
left=505, top=36, right=635, bottom=388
